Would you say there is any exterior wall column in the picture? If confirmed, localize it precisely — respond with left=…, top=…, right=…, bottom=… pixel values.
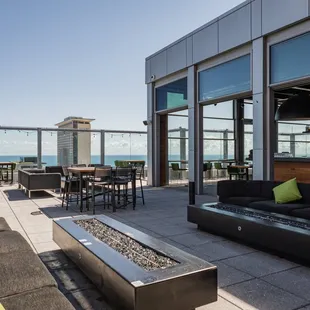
left=188, top=66, right=203, bottom=195
left=147, top=83, right=155, bottom=186
left=252, top=37, right=275, bottom=180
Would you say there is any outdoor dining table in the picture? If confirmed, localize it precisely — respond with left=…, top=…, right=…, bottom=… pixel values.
left=68, top=167, right=136, bottom=212
left=0, top=162, right=15, bottom=185
left=233, top=165, right=252, bottom=180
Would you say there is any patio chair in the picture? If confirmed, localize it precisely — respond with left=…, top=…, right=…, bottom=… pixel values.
left=89, top=167, right=113, bottom=214
left=61, top=166, right=85, bottom=210
left=171, top=163, right=187, bottom=182
left=203, top=162, right=213, bottom=179
left=227, top=166, right=247, bottom=180
left=88, top=164, right=110, bottom=167
left=112, top=167, right=134, bottom=211
left=214, top=162, right=226, bottom=179
left=130, top=162, right=145, bottom=205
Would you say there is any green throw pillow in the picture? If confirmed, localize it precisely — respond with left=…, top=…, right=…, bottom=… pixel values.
left=273, top=178, right=302, bottom=204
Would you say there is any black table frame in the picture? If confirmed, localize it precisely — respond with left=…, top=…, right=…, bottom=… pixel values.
left=0, top=163, right=14, bottom=184
left=69, top=168, right=136, bottom=213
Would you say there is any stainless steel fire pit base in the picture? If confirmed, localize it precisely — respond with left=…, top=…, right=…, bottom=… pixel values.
left=53, top=215, right=217, bottom=310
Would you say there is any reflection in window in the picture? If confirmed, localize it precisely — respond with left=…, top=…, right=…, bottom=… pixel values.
left=278, top=121, right=310, bottom=157
left=204, top=101, right=233, bottom=119
left=244, top=103, right=253, bottom=119
left=271, top=31, right=310, bottom=84
left=203, top=103, right=235, bottom=161
left=168, top=111, right=188, bottom=163
left=156, top=78, right=187, bottom=111
left=244, top=124, right=253, bottom=160
left=199, top=55, right=251, bottom=101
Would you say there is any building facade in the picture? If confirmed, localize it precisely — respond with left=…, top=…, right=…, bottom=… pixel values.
left=145, top=0, right=310, bottom=194
left=56, top=117, right=94, bottom=166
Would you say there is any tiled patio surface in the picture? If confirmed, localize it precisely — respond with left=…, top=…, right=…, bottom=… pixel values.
left=1, top=184, right=310, bottom=310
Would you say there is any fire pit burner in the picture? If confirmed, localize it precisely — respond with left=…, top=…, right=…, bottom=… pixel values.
left=209, top=203, right=310, bottom=230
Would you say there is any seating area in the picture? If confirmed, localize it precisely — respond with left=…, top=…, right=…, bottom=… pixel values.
left=16, top=161, right=146, bottom=213
left=1, top=180, right=310, bottom=309
left=188, top=179, right=310, bottom=263
left=217, top=180, right=310, bottom=218
left=169, top=160, right=253, bottom=186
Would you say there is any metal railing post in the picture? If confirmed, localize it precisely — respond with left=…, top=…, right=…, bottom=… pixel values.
left=100, top=130, right=105, bottom=165
left=37, top=128, right=42, bottom=169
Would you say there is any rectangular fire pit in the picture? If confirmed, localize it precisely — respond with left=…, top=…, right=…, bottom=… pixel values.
left=188, top=203, right=310, bottom=262
left=53, top=216, right=217, bottom=310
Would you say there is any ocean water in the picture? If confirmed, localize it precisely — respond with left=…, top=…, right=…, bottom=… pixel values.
left=0, top=154, right=233, bottom=166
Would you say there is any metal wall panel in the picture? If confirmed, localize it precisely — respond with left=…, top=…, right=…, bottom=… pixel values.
left=186, top=36, right=193, bottom=67
left=252, top=39, right=264, bottom=95
left=145, top=59, right=151, bottom=84
left=219, top=4, right=251, bottom=52
left=167, top=40, right=187, bottom=75
left=192, top=22, right=219, bottom=64
left=251, top=0, right=262, bottom=39
left=262, top=0, right=308, bottom=35
left=150, top=51, right=167, bottom=81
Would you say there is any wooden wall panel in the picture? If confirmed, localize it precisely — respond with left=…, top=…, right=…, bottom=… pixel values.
left=274, top=161, right=310, bottom=184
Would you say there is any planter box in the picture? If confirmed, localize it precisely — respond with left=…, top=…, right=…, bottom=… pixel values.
left=188, top=203, right=310, bottom=262
left=53, top=215, right=217, bottom=310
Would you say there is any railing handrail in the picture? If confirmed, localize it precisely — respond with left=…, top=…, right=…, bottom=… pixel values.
left=0, top=126, right=146, bottom=135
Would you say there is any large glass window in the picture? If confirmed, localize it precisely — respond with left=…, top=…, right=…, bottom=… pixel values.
left=203, top=101, right=235, bottom=160
left=271, top=32, right=310, bottom=84
left=168, top=110, right=188, bottom=185
left=198, top=55, right=251, bottom=101
left=156, top=78, right=187, bottom=111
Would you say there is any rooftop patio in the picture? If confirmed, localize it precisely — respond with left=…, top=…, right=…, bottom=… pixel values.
left=0, top=184, right=310, bottom=310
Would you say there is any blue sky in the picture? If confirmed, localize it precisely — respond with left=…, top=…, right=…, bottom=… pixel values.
left=0, top=0, right=245, bottom=131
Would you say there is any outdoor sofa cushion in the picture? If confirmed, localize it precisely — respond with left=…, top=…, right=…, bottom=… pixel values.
left=0, top=231, right=32, bottom=254
left=220, top=196, right=268, bottom=207
left=291, top=208, right=310, bottom=220
left=273, top=178, right=302, bottom=204
left=248, top=200, right=310, bottom=215
left=0, top=250, right=57, bottom=298
left=0, top=218, right=11, bottom=232
left=0, top=287, right=74, bottom=310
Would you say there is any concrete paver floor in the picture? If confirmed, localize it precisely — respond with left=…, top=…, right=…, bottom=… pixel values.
left=0, top=184, right=310, bottom=310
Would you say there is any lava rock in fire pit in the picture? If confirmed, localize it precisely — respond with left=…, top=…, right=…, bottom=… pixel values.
left=75, top=219, right=179, bottom=271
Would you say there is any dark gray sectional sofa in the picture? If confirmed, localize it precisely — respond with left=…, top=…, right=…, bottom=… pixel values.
left=0, top=217, right=74, bottom=310
left=188, top=180, right=310, bottom=262
left=18, top=169, right=61, bottom=198
left=217, top=180, right=310, bottom=219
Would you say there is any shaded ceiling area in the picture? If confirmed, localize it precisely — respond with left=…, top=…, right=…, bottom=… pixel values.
left=274, top=84, right=310, bottom=102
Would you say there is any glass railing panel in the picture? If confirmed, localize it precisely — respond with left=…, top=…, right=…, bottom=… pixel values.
left=42, top=130, right=57, bottom=167
left=104, top=132, right=147, bottom=166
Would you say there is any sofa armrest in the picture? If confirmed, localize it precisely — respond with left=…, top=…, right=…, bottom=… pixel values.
left=18, top=170, right=30, bottom=189
left=28, top=173, right=61, bottom=191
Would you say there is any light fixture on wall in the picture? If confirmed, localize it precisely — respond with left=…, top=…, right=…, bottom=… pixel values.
left=275, top=93, right=310, bottom=121
left=143, top=120, right=152, bottom=126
